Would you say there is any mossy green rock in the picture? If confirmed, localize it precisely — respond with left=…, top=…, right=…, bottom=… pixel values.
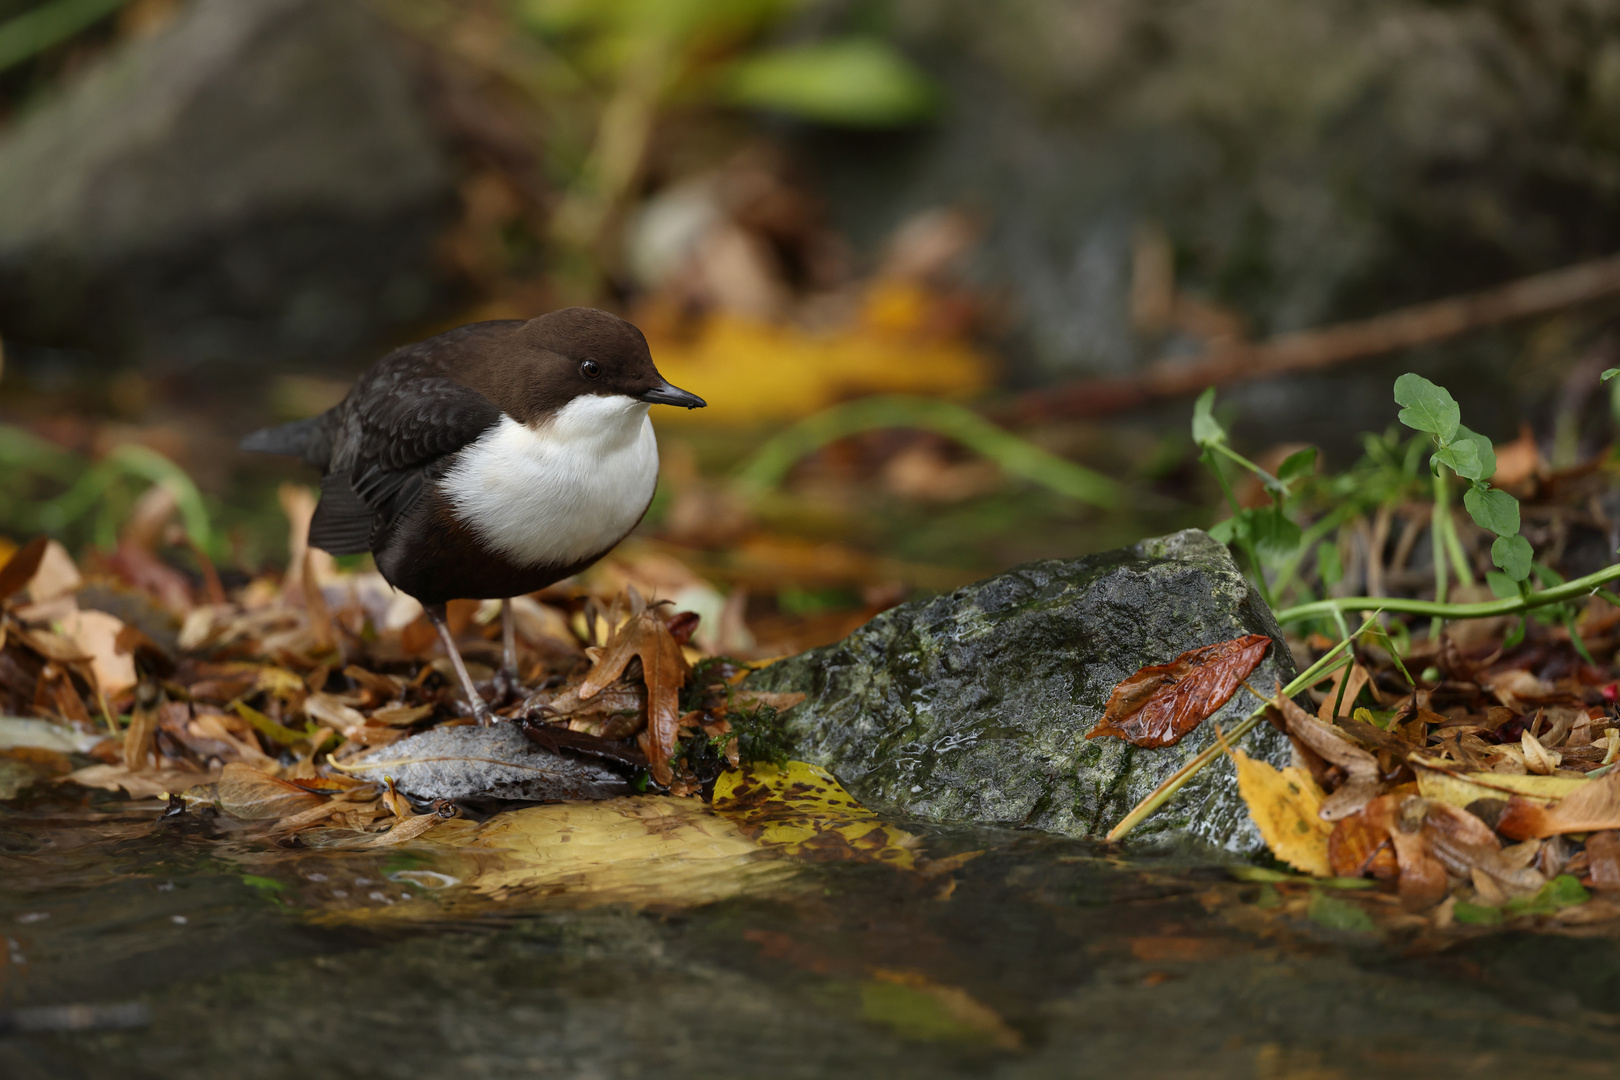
left=747, top=529, right=1295, bottom=853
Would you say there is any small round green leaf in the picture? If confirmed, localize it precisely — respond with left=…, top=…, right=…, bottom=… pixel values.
left=1491, top=534, right=1533, bottom=581
left=1276, top=446, right=1318, bottom=483
left=1431, top=442, right=1482, bottom=479
left=1603, top=368, right=1620, bottom=383
left=1463, top=486, right=1519, bottom=537
left=1450, top=425, right=1497, bottom=482
left=1393, top=373, right=1460, bottom=442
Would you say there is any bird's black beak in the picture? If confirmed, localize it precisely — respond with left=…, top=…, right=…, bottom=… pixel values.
left=639, top=380, right=706, bottom=410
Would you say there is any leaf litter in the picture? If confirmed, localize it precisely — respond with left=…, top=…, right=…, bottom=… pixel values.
left=0, top=493, right=975, bottom=921
left=1092, top=606, right=1620, bottom=936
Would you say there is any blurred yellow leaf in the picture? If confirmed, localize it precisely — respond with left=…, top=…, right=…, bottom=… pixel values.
left=712, top=760, right=922, bottom=868
left=1230, top=746, right=1333, bottom=877
left=644, top=289, right=992, bottom=426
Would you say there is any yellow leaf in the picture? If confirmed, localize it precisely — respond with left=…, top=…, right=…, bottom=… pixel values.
left=422, top=798, right=795, bottom=910
left=644, top=302, right=992, bottom=427
left=1412, top=761, right=1587, bottom=808
left=712, top=760, right=923, bottom=869
left=1229, top=747, right=1333, bottom=877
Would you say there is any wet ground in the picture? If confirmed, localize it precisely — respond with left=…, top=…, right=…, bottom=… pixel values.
left=4, top=790, right=1620, bottom=1080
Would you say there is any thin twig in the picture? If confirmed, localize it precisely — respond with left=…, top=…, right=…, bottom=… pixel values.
left=1016, top=251, right=1620, bottom=421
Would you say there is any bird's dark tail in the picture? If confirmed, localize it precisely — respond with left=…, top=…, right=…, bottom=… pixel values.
left=239, top=415, right=330, bottom=465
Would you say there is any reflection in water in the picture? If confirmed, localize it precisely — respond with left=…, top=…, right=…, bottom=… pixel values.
left=4, top=791, right=1620, bottom=1079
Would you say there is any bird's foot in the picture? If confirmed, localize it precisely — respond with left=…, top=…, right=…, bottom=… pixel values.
left=488, top=665, right=523, bottom=706
left=468, top=693, right=498, bottom=727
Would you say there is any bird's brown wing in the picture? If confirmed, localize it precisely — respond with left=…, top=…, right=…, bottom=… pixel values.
left=308, top=323, right=520, bottom=556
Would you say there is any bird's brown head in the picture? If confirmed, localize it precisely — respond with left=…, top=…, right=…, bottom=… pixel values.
left=500, top=308, right=704, bottom=422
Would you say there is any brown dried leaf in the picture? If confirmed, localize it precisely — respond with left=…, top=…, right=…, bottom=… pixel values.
left=1269, top=688, right=1381, bottom=820
left=1497, top=769, right=1620, bottom=839
left=0, top=536, right=49, bottom=604
left=1088, top=634, right=1271, bottom=748
left=1317, top=663, right=1370, bottom=722
left=62, top=762, right=217, bottom=799
left=1364, top=794, right=1449, bottom=910
left=1585, top=831, right=1620, bottom=891
left=217, top=762, right=326, bottom=820
left=365, top=812, right=445, bottom=847
left=577, top=610, right=691, bottom=786
left=369, top=702, right=435, bottom=727
left=1328, top=811, right=1397, bottom=880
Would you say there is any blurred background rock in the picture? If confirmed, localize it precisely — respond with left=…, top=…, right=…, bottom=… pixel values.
left=2, top=0, right=1619, bottom=633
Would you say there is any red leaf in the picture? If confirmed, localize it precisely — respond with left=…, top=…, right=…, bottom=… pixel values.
left=1087, top=634, right=1272, bottom=748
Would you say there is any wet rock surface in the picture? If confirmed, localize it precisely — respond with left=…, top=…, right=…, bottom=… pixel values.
left=747, top=529, right=1295, bottom=853
left=350, top=722, right=631, bottom=804
left=0, top=0, right=452, bottom=366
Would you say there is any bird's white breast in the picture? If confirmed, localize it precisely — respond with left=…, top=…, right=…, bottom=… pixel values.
left=439, top=394, right=659, bottom=568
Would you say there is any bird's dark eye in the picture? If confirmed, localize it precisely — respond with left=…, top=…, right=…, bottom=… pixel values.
left=580, top=359, right=601, bottom=379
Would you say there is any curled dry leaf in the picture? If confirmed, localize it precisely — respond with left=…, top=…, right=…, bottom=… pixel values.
left=1269, top=688, right=1380, bottom=821
left=1088, top=634, right=1271, bottom=748
left=577, top=609, right=690, bottom=786
left=1520, top=729, right=1560, bottom=775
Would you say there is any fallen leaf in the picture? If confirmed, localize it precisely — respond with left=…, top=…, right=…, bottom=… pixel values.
left=393, top=798, right=796, bottom=910
left=1363, top=794, right=1449, bottom=910
left=1316, top=663, right=1370, bottom=722
left=0, top=536, right=49, bottom=603
left=1328, top=811, right=1398, bottom=880
left=1228, top=745, right=1333, bottom=877
left=577, top=609, right=691, bottom=786
left=365, top=812, right=445, bottom=847
left=712, top=760, right=928, bottom=869
left=216, top=762, right=326, bottom=820
left=59, top=610, right=137, bottom=698
left=62, top=762, right=217, bottom=799
left=1412, top=760, right=1586, bottom=808
left=1585, top=831, right=1620, bottom=890
left=1269, top=689, right=1380, bottom=820
left=1497, top=769, right=1620, bottom=839
left=1088, top=634, right=1272, bottom=748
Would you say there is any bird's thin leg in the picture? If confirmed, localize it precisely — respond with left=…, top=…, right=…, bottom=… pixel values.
left=494, top=596, right=521, bottom=701
left=424, top=602, right=495, bottom=726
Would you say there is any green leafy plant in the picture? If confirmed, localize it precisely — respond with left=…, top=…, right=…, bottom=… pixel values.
left=1193, top=374, right=1620, bottom=642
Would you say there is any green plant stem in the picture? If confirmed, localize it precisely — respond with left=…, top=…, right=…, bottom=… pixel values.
left=0, top=0, right=128, bottom=75
left=1441, top=505, right=1475, bottom=588
left=1430, top=469, right=1450, bottom=641
left=1274, top=562, right=1620, bottom=624
left=735, top=395, right=1120, bottom=508
left=1210, top=442, right=1283, bottom=493
left=1105, top=617, right=1376, bottom=843
left=1203, top=448, right=1275, bottom=609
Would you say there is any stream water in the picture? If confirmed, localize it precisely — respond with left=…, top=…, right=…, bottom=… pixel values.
left=4, top=789, right=1619, bottom=1079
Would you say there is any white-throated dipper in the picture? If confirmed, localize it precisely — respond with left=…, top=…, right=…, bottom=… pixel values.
left=241, top=308, right=705, bottom=724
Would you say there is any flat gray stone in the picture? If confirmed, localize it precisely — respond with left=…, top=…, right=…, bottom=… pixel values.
left=746, top=529, right=1296, bottom=853
left=350, top=723, right=630, bottom=804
